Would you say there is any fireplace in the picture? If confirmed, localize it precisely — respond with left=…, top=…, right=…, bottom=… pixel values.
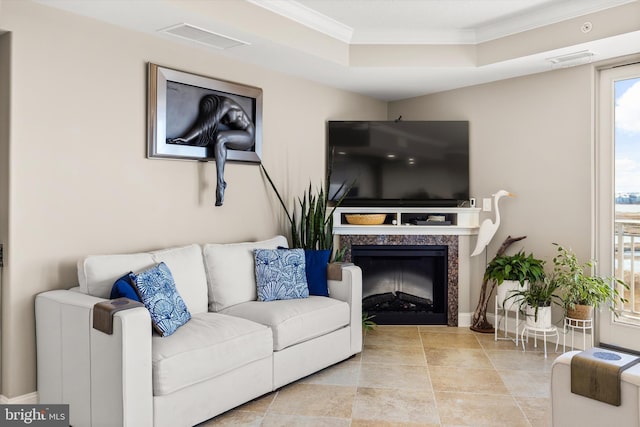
left=352, top=245, right=448, bottom=325
left=339, top=234, right=459, bottom=326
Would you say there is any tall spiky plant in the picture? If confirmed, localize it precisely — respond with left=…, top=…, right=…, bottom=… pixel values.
left=260, top=164, right=349, bottom=251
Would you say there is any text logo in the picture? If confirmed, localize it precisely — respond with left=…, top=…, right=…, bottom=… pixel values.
left=0, top=405, right=68, bottom=426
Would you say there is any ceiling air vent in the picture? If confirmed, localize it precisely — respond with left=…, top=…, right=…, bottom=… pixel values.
left=160, top=23, right=249, bottom=50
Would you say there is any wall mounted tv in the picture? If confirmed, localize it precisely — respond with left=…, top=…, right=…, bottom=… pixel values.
left=327, top=120, right=469, bottom=207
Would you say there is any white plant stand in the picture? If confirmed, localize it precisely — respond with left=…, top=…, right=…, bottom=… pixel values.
left=521, top=325, right=559, bottom=358
left=494, top=280, right=526, bottom=345
left=563, top=317, right=593, bottom=351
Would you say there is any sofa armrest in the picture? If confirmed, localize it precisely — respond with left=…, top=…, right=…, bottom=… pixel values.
left=36, top=290, right=153, bottom=427
left=328, top=264, right=363, bottom=354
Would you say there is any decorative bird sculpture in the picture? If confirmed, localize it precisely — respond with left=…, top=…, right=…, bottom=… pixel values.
left=471, top=190, right=515, bottom=257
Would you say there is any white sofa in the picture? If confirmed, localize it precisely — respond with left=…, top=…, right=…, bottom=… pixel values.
left=551, top=350, right=640, bottom=426
left=35, top=236, right=363, bottom=427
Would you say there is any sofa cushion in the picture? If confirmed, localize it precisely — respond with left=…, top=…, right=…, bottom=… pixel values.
left=77, top=244, right=208, bottom=314
left=131, top=262, right=191, bottom=337
left=255, top=248, right=309, bottom=302
left=78, top=252, right=155, bottom=298
left=151, top=312, right=272, bottom=396
left=220, top=296, right=349, bottom=351
left=203, top=236, right=288, bottom=312
left=151, top=244, right=208, bottom=314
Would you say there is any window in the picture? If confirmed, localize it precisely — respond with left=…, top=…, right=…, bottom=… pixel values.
left=597, top=62, right=640, bottom=349
left=614, top=74, right=640, bottom=321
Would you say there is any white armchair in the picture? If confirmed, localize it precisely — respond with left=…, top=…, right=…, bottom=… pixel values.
left=551, top=350, right=640, bottom=427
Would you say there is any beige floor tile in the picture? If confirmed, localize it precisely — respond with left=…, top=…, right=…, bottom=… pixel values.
left=365, top=326, right=422, bottom=346
left=486, top=349, right=556, bottom=372
left=261, top=414, right=350, bottom=427
left=429, top=365, right=510, bottom=394
left=234, top=392, right=276, bottom=414
left=352, top=419, right=439, bottom=426
left=299, top=360, right=361, bottom=386
left=516, top=396, right=551, bottom=427
left=476, top=330, right=563, bottom=355
left=475, top=333, right=524, bottom=351
left=269, top=383, right=355, bottom=418
left=362, top=344, right=427, bottom=366
left=421, top=331, right=482, bottom=349
left=359, top=362, right=432, bottom=390
left=424, top=348, right=493, bottom=369
left=352, top=387, right=440, bottom=424
left=499, top=369, right=552, bottom=398
left=370, top=325, right=422, bottom=334
left=419, top=325, right=474, bottom=334
left=435, top=391, right=529, bottom=426
left=198, top=410, right=263, bottom=426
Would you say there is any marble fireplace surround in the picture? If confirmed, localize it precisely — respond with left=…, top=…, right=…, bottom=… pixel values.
left=340, top=234, right=459, bottom=326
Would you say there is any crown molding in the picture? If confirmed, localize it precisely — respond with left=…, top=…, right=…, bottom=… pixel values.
left=246, top=0, right=354, bottom=43
left=475, top=0, right=637, bottom=43
left=248, top=0, right=637, bottom=45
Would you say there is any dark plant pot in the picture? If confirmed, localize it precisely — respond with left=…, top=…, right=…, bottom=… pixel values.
left=566, top=304, right=594, bottom=320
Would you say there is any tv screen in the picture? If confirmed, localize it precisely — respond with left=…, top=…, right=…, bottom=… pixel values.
left=327, top=121, right=469, bottom=207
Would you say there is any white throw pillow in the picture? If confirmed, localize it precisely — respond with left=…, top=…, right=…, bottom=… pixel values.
left=203, top=236, right=288, bottom=312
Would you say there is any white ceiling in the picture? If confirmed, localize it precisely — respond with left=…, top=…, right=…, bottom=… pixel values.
left=34, top=0, right=640, bottom=100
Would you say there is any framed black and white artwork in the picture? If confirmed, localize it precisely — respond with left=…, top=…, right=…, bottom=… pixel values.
left=147, top=63, right=263, bottom=163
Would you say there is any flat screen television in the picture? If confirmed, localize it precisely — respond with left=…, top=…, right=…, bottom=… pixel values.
left=327, top=120, right=469, bottom=207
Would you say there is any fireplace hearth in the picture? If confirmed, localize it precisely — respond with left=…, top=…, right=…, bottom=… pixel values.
left=352, top=245, right=448, bottom=325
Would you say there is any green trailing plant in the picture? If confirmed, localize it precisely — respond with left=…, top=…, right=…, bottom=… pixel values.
left=551, top=244, right=628, bottom=315
left=484, top=250, right=546, bottom=286
left=260, top=164, right=350, bottom=254
left=362, top=311, right=377, bottom=331
left=505, top=277, right=563, bottom=321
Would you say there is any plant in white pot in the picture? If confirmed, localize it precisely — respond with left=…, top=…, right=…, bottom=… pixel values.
left=506, top=277, right=563, bottom=329
left=551, top=244, right=628, bottom=320
left=483, top=251, right=546, bottom=311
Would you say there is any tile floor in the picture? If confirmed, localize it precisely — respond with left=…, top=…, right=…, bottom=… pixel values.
left=202, top=325, right=564, bottom=426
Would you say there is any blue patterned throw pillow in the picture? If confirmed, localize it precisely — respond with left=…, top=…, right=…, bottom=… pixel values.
left=130, top=262, right=191, bottom=337
left=254, top=248, right=309, bottom=302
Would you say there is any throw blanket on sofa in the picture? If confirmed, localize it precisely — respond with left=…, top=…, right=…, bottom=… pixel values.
left=571, top=347, right=640, bottom=406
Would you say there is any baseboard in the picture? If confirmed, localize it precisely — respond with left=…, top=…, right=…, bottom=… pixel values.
left=0, top=392, right=39, bottom=404
left=457, top=312, right=472, bottom=328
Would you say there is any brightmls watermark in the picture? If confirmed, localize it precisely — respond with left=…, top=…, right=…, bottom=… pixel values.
left=0, top=405, right=68, bottom=426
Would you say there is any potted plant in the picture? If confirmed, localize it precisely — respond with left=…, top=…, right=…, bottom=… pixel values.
left=260, top=164, right=350, bottom=296
left=551, top=244, right=628, bottom=320
left=506, top=277, right=563, bottom=328
left=484, top=251, right=545, bottom=311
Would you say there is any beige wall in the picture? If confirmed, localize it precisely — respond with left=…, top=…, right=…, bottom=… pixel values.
left=0, top=1, right=387, bottom=398
left=389, top=66, right=594, bottom=314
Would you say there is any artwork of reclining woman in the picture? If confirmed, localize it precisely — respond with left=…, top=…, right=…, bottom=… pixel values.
left=147, top=63, right=263, bottom=207
left=167, top=95, right=255, bottom=206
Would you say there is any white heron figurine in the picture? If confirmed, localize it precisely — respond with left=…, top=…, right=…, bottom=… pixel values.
left=471, top=190, right=514, bottom=257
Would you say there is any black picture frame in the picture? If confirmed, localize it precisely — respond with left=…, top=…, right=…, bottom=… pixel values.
left=147, top=63, right=263, bottom=163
